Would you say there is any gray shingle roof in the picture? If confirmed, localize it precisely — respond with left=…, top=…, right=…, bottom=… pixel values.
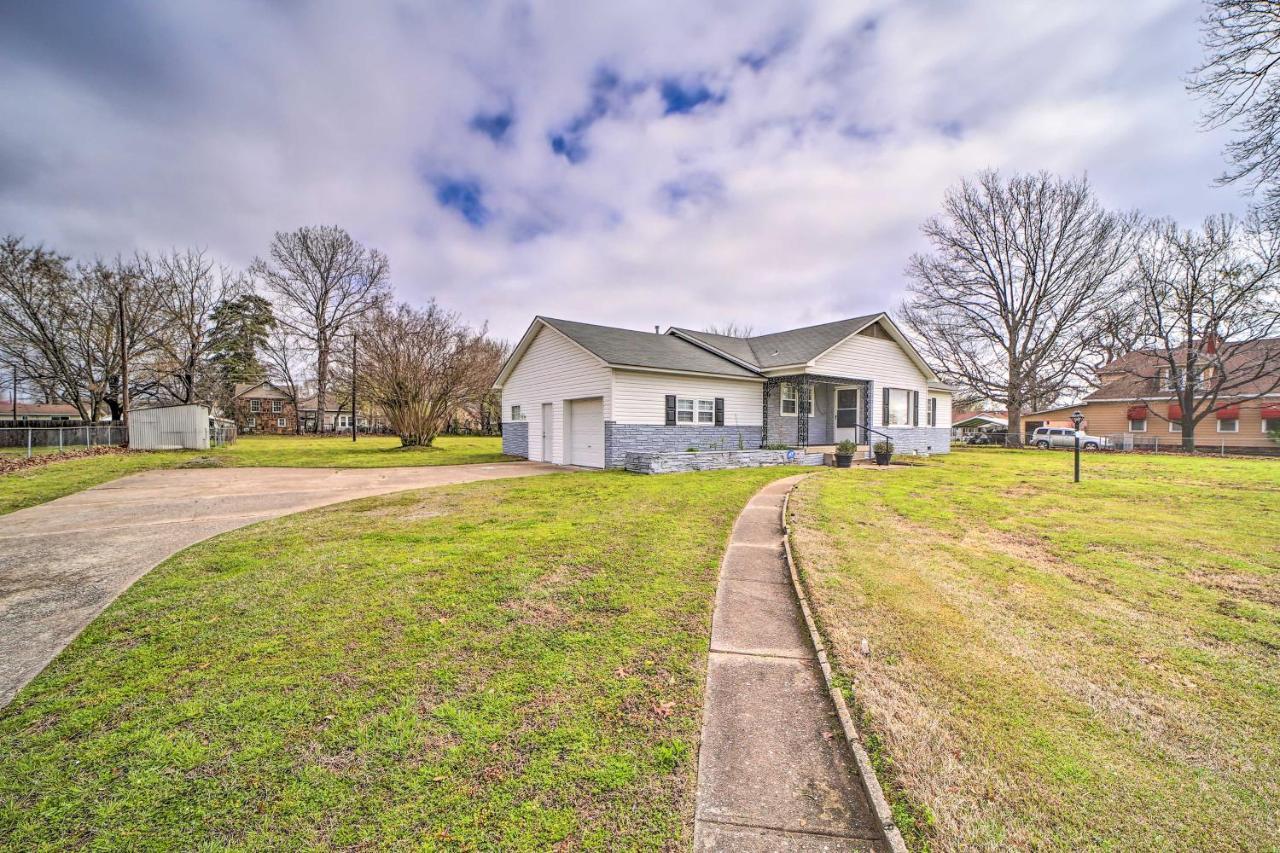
left=539, top=317, right=761, bottom=378
left=672, top=314, right=880, bottom=369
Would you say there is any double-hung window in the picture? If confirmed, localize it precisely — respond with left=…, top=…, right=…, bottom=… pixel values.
left=1217, top=417, right=1239, bottom=433
left=276, top=417, right=286, bottom=428
left=881, top=388, right=918, bottom=427
left=250, top=399, right=261, bottom=413
left=926, top=396, right=938, bottom=427
left=676, top=397, right=717, bottom=425
left=1128, top=417, right=1147, bottom=432
left=272, top=400, right=282, bottom=413
left=780, top=383, right=812, bottom=416
left=511, top=404, right=523, bottom=421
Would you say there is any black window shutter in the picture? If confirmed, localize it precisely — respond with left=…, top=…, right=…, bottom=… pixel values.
left=714, top=397, right=724, bottom=426
left=665, top=394, right=676, bottom=426
left=881, top=388, right=889, bottom=426
left=912, top=391, right=919, bottom=426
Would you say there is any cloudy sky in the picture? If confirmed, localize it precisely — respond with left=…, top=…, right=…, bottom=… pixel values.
left=0, top=0, right=1249, bottom=340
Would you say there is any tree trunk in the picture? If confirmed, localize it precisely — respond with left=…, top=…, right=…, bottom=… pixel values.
left=314, top=340, right=328, bottom=435
left=1007, top=409, right=1023, bottom=447
left=1182, top=416, right=1196, bottom=452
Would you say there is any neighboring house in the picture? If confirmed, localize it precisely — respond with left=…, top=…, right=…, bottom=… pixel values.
left=951, top=412, right=1008, bottom=439
left=1029, top=339, right=1280, bottom=451
left=0, top=400, right=85, bottom=423
left=230, top=382, right=299, bottom=433
left=493, top=314, right=953, bottom=469
left=298, top=394, right=386, bottom=433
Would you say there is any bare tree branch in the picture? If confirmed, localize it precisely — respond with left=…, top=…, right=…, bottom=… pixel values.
left=900, top=170, right=1139, bottom=441
left=251, top=226, right=390, bottom=434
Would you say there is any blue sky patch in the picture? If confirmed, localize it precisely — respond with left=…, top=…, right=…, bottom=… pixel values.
left=432, top=176, right=489, bottom=227
left=470, top=109, right=514, bottom=143
left=549, top=66, right=646, bottom=163
left=660, top=78, right=724, bottom=115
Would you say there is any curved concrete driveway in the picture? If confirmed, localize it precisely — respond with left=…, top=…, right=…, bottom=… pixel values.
left=0, top=461, right=559, bottom=707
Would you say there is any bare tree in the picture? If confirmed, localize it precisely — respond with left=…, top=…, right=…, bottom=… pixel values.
left=1189, top=1, right=1280, bottom=223
left=0, top=238, right=87, bottom=415
left=261, top=324, right=309, bottom=434
left=142, top=249, right=246, bottom=404
left=358, top=301, right=496, bottom=447
left=901, top=170, right=1139, bottom=441
left=251, top=226, right=389, bottom=433
left=0, top=239, right=162, bottom=420
left=1115, top=214, right=1280, bottom=450
left=702, top=321, right=754, bottom=337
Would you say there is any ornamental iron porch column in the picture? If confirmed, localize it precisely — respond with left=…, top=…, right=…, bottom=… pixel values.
left=796, top=374, right=810, bottom=448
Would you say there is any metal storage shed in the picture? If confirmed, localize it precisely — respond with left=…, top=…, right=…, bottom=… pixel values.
left=127, top=403, right=219, bottom=450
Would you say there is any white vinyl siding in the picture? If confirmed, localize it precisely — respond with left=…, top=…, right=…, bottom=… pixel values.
left=812, top=333, right=930, bottom=427
left=927, top=392, right=951, bottom=429
left=611, top=370, right=763, bottom=426
left=500, top=325, right=612, bottom=464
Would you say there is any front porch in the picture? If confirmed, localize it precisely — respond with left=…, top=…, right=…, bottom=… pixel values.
left=761, top=374, right=874, bottom=451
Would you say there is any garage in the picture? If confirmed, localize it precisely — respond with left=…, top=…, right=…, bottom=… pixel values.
left=568, top=397, right=604, bottom=468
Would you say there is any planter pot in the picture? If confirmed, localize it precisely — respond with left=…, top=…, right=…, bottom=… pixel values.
left=873, top=451, right=892, bottom=466
left=834, top=453, right=853, bottom=468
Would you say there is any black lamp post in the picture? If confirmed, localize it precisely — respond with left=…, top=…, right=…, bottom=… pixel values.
left=1070, top=409, right=1085, bottom=483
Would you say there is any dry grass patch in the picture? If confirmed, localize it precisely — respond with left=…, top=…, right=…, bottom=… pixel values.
left=789, top=449, right=1280, bottom=851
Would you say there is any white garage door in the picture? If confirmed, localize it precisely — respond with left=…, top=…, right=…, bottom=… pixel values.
left=568, top=397, right=604, bottom=468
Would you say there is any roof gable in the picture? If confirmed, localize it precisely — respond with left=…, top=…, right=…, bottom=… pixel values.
left=495, top=317, right=760, bottom=387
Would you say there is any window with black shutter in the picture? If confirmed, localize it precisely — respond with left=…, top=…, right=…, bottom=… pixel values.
left=665, top=395, right=676, bottom=426
left=714, top=398, right=724, bottom=426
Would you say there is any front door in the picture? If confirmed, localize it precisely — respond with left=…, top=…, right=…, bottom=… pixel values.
left=834, top=386, right=862, bottom=443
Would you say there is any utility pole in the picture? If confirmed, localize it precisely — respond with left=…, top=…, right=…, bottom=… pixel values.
left=118, top=286, right=130, bottom=444
left=351, top=332, right=358, bottom=442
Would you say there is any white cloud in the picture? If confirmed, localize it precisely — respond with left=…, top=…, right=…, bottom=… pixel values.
left=0, top=0, right=1247, bottom=341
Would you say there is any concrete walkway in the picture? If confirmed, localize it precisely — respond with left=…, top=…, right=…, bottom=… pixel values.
left=694, top=475, right=888, bottom=852
left=0, top=461, right=559, bottom=708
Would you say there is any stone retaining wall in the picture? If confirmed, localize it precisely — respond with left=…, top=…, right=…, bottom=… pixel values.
left=605, top=423, right=763, bottom=468
left=624, top=448, right=825, bottom=474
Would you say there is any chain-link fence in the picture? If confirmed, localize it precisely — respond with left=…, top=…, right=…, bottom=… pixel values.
left=0, top=425, right=127, bottom=458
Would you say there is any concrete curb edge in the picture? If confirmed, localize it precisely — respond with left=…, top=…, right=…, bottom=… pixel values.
left=781, top=478, right=910, bottom=853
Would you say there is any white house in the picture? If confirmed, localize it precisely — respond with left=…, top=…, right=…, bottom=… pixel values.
left=494, top=314, right=953, bottom=469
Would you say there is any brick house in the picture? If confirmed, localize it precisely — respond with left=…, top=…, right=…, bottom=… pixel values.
left=1029, top=338, right=1280, bottom=452
left=230, top=381, right=299, bottom=433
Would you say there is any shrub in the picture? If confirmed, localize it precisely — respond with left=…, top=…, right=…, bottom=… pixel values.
left=872, top=439, right=894, bottom=455
left=836, top=439, right=859, bottom=455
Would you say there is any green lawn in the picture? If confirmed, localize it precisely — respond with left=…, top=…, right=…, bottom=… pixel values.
left=0, top=468, right=799, bottom=850
left=217, top=434, right=511, bottom=468
left=0, top=435, right=509, bottom=516
left=0, top=450, right=201, bottom=516
left=788, top=449, right=1280, bottom=851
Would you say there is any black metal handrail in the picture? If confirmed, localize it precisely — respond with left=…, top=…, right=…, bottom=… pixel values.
left=832, top=421, right=895, bottom=456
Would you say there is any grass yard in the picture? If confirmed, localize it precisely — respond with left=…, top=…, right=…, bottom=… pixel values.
left=217, top=434, right=510, bottom=468
left=0, top=467, right=798, bottom=850
left=0, top=435, right=509, bottom=516
left=0, top=450, right=200, bottom=516
left=789, top=448, right=1280, bottom=851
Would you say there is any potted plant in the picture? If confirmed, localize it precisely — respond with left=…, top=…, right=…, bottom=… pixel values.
left=872, top=439, right=894, bottom=466
left=834, top=439, right=858, bottom=468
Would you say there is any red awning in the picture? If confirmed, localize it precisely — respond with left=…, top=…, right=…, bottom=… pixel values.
left=1262, top=405, right=1280, bottom=419
left=1127, top=404, right=1149, bottom=419
left=1216, top=405, right=1241, bottom=420
left=1167, top=403, right=1183, bottom=420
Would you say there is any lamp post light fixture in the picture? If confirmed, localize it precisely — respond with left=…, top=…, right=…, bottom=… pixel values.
left=1070, top=409, right=1085, bottom=483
